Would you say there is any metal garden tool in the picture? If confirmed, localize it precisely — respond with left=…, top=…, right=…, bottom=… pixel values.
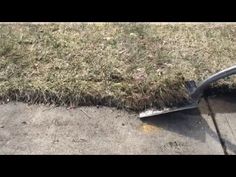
left=139, top=65, right=236, bottom=119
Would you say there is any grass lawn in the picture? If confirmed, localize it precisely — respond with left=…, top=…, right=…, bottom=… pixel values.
left=0, top=23, right=236, bottom=111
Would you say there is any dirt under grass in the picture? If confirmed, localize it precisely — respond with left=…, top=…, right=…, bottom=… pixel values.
left=0, top=23, right=236, bottom=111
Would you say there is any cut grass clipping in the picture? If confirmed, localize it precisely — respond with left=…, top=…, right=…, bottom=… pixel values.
left=0, top=23, right=236, bottom=111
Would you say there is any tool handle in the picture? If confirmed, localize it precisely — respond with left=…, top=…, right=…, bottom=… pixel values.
left=191, top=65, right=236, bottom=101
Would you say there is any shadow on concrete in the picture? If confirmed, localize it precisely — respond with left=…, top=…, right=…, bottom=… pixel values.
left=141, top=106, right=236, bottom=154
left=141, top=108, right=210, bottom=142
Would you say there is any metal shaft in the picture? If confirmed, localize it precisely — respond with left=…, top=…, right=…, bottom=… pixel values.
left=191, top=65, right=236, bottom=101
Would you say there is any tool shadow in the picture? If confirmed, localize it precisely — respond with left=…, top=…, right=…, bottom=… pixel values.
left=141, top=94, right=236, bottom=154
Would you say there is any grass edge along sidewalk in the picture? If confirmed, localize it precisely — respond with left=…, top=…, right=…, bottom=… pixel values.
left=0, top=23, right=236, bottom=111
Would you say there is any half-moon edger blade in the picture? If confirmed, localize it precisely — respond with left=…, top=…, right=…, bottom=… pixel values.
left=138, top=103, right=198, bottom=119
left=139, top=80, right=198, bottom=119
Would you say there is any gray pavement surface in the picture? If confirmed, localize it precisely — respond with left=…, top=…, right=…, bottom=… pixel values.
left=0, top=98, right=226, bottom=154
left=208, top=94, right=236, bottom=155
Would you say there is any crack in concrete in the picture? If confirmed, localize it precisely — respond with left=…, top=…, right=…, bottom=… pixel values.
left=204, top=96, right=228, bottom=155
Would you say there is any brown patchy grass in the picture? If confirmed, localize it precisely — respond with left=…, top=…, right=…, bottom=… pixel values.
left=0, top=23, right=236, bottom=111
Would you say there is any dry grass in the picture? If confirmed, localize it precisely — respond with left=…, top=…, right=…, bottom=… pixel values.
left=0, top=23, right=236, bottom=111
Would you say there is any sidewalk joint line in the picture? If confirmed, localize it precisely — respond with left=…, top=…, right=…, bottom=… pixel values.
left=204, top=96, right=228, bottom=155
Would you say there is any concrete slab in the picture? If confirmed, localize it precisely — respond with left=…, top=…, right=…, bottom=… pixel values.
left=0, top=100, right=224, bottom=154
left=208, top=94, right=236, bottom=155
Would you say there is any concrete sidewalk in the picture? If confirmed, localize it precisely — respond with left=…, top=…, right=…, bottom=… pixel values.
left=0, top=94, right=235, bottom=154
left=208, top=94, right=236, bottom=155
